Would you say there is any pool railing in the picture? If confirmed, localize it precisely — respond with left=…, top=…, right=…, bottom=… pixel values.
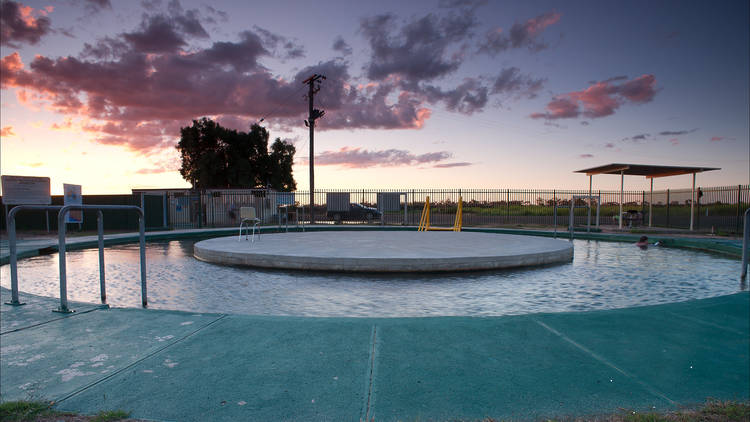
left=6, top=204, right=147, bottom=312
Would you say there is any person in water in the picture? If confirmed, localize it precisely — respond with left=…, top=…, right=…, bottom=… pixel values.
left=636, top=235, right=649, bottom=249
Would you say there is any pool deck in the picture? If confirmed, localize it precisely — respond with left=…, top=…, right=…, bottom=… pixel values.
left=1, top=227, right=748, bottom=421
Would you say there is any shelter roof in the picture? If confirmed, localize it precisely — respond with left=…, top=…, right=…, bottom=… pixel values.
left=574, top=163, right=720, bottom=178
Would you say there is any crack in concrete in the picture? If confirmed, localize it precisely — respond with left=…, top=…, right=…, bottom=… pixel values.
left=363, top=325, right=378, bottom=422
left=54, top=313, right=228, bottom=405
left=534, top=319, right=676, bottom=406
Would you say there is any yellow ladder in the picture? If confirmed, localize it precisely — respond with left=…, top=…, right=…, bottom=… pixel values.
left=418, top=196, right=462, bottom=232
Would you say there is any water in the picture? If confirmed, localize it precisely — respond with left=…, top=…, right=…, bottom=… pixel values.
left=1, top=239, right=743, bottom=317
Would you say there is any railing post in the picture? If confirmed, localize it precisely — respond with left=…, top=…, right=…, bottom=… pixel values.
left=55, top=208, right=73, bottom=313
left=98, top=210, right=106, bottom=304
left=140, top=212, right=147, bottom=308
left=5, top=208, right=24, bottom=306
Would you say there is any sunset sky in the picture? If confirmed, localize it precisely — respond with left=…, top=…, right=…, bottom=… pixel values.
left=1, top=0, right=748, bottom=194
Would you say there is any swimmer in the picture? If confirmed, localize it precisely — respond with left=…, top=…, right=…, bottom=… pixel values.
left=635, top=235, right=649, bottom=249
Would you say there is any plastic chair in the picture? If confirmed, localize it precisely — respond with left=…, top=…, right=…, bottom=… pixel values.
left=238, top=207, right=261, bottom=242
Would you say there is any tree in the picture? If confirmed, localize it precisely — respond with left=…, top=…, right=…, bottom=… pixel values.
left=176, top=118, right=296, bottom=191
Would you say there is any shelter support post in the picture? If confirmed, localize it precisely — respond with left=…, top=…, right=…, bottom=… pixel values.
left=649, top=178, right=653, bottom=227
left=619, top=170, right=624, bottom=230
left=587, top=175, right=592, bottom=232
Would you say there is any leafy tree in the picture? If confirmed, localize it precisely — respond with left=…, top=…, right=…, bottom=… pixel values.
left=177, top=118, right=296, bottom=191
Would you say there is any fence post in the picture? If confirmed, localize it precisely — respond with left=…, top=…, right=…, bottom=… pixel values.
left=666, top=189, right=670, bottom=228
left=506, top=189, right=510, bottom=224
left=737, top=185, right=742, bottom=234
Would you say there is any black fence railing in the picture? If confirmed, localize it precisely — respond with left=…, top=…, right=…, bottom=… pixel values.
left=139, top=185, right=748, bottom=234
left=3, top=185, right=746, bottom=234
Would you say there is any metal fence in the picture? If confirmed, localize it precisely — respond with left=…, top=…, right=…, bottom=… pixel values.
left=156, top=185, right=749, bottom=234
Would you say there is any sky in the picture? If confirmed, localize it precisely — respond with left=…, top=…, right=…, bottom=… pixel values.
left=1, top=0, right=748, bottom=195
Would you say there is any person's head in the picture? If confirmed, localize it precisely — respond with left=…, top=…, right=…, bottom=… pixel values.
left=639, top=236, right=648, bottom=243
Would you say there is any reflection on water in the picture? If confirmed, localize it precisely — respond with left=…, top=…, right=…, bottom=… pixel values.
left=0, top=239, right=742, bottom=317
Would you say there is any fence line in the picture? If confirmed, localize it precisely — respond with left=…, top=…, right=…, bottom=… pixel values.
left=152, top=185, right=749, bottom=233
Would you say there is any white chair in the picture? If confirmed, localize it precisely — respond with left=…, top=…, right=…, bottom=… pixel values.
left=238, top=207, right=261, bottom=242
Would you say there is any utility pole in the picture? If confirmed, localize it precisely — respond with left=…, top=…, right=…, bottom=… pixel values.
left=303, top=73, right=325, bottom=224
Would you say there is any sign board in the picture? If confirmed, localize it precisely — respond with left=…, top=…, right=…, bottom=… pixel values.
left=1, top=175, right=51, bottom=205
left=63, top=183, right=83, bottom=223
left=275, top=192, right=295, bottom=206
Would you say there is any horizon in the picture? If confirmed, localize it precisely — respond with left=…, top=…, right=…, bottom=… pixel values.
left=1, top=0, right=748, bottom=195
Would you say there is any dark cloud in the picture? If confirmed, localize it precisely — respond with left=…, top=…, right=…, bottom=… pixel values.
left=478, top=11, right=561, bottom=56
left=83, top=0, right=112, bottom=12
left=631, top=133, right=649, bottom=141
left=332, top=36, right=352, bottom=56
left=0, top=0, right=52, bottom=47
left=360, top=11, right=474, bottom=81
left=530, top=74, right=657, bottom=120
left=123, top=14, right=198, bottom=53
left=491, top=67, right=545, bottom=99
left=420, top=78, right=489, bottom=114
left=658, top=129, right=697, bottom=136
left=438, top=0, right=487, bottom=10
left=204, top=5, right=228, bottom=24
left=579, top=154, right=594, bottom=158
left=310, top=147, right=452, bottom=168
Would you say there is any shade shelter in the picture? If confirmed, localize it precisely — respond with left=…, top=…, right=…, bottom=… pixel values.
left=574, top=164, right=720, bottom=231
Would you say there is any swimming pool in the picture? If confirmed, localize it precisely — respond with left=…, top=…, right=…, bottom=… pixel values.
left=1, top=238, right=743, bottom=317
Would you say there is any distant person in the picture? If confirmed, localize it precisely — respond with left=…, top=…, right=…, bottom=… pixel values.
left=635, top=236, right=649, bottom=249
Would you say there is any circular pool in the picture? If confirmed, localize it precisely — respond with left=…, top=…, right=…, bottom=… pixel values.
left=0, top=237, right=743, bottom=317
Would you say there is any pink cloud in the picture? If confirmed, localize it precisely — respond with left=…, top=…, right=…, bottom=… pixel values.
left=0, top=1, right=52, bottom=47
left=531, top=74, right=657, bottom=120
left=1, top=126, right=15, bottom=136
left=529, top=96, right=579, bottom=119
left=669, top=138, right=679, bottom=145
left=136, top=167, right=169, bottom=174
left=710, top=136, right=724, bottom=142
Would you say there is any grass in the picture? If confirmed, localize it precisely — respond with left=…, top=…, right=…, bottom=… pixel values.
left=90, top=410, right=131, bottom=422
left=0, top=401, right=131, bottom=422
left=0, top=401, right=69, bottom=421
left=1, top=400, right=747, bottom=422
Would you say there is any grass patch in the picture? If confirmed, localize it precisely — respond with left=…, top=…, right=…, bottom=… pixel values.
left=91, top=410, right=131, bottom=422
left=0, top=401, right=68, bottom=422
left=0, top=402, right=133, bottom=422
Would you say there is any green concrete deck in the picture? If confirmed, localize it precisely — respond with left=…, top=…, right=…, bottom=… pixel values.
left=1, top=287, right=747, bottom=421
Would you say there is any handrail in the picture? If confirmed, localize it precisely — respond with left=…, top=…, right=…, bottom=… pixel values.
left=56, top=205, right=146, bottom=313
left=6, top=205, right=64, bottom=306
left=742, top=208, right=749, bottom=280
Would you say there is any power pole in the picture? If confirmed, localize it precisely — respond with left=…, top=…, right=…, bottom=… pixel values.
left=303, top=73, right=325, bottom=224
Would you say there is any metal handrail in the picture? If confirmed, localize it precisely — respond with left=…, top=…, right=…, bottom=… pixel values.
left=742, top=208, right=749, bottom=280
left=56, top=205, right=146, bottom=313
left=6, top=205, right=64, bottom=306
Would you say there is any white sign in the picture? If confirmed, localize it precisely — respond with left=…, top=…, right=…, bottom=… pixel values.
left=64, top=183, right=83, bottom=224
left=1, top=175, right=51, bottom=205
